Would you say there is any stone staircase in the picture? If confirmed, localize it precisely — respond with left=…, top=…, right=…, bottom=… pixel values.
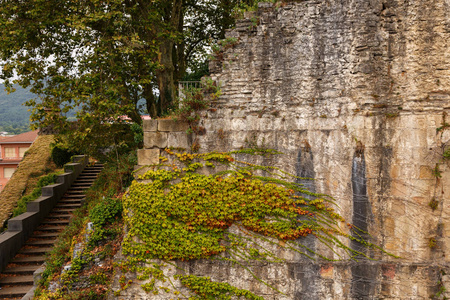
left=0, top=164, right=103, bottom=299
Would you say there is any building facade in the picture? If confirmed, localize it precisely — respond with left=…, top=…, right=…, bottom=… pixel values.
left=0, top=130, right=38, bottom=191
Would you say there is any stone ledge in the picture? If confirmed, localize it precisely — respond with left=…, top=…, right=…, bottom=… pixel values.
left=143, top=119, right=158, bottom=132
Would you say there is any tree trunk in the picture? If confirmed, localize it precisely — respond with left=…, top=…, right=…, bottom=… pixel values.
left=156, top=0, right=183, bottom=115
left=157, top=39, right=176, bottom=114
left=144, top=84, right=158, bottom=118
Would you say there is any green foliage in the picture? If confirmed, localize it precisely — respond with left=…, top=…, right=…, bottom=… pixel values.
left=210, top=37, right=239, bottom=61
left=51, top=143, right=76, bottom=167
left=385, top=112, right=399, bottom=118
left=232, top=0, right=278, bottom=17
left=174, top=77, right=221, bottom=133
left=35, top=152, right=136, bottom=299
left=131, top=122, right=144, bottom=149
left=0, top=0, right=269, bottom=156
left=443, top=148, right=450, bottom=160
left=12, top=173, right=59, bottom=217
left=182, top=62, right=210, bottom=82
left=119, top=149, right=387, bottom=298
left=429, top=198, right=439, bottom=211
left=429, top=237, right=437, bottom=249
left=433, top=164, right=442, bottom=178
left=89, top=197, right=123, bottom=228
left=176, top=275, right=264, bottom=300
left=56, top=122, right=142, bottom=163
left=436, top=123, right=450, bottom=133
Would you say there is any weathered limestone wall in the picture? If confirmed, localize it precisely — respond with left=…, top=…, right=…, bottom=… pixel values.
left=202, top=0, right=450, bottom=298
left=199, top=0, right=450, bottom=299
left=118, top=1, right=450, bottom=299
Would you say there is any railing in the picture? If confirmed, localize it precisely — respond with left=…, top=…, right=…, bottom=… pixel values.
left=178, top=81, right=202, bottom=102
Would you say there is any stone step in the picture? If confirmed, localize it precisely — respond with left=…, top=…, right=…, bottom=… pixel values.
left=76, top=176, right=99, bottom=180
left=63, top=191, right=87, bottom=196
left=31, top=232, right=60, bottom=239
left=2, top=265, right=39, bottom=275
left=11, top=255, right=46, bottom=264
left=46, top=213, right=72, bottom=219
left=70, top=186, right=90, bottom=190
left=84, top=166, right=103, bottom=170
left=34, top=225, right=66, bottom=232
left=0, top=164, right=103, bottom=298
left=75, top=177, right=97, bottom=181
left=78, top=172, right=100, bottom=176
left=0, top=285, right=33, bottom=298
left=27, top=238, right=57, bottom=246
left=71, top=181, right=93, bottom=185
left=19, top=247, right=53, bottom=255
left=51, top=208, right=76, bottom=214
left=53, top=203, right=81, bottom=209
left=43, top=218, right=70, bottom=223
left=58, top=200, right=82, bottom=205
left=0, top=275, right=34, bottom=285
left=62, top=193, right=85, bottom=198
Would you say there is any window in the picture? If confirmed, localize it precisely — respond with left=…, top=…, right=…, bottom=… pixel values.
left=4, top=147, right=16, bottom=158
left=4, top=167, right=15, bottom=178
left=19, top=147, right=29, bottom=158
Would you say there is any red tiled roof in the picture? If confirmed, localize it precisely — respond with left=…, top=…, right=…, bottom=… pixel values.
left=0, top=130, right=39, bottom=144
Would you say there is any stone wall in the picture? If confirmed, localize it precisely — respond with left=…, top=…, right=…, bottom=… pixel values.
left=118, top=1, right=450, bottom=299
left=202, top=1, right=450, bottom=298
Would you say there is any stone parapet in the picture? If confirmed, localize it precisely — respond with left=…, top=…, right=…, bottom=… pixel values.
left=137, top=119, right=191, bottom=168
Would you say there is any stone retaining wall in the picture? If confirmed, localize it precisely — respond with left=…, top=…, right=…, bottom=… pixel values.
left=124, top=0, right=450, bottom=298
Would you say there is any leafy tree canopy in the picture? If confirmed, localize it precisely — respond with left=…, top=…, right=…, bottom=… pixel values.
left=0, top=0, right=257, bottom=157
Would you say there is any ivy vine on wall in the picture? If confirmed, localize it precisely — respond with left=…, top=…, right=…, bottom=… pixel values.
left=119, top=148, right=387, bottom=298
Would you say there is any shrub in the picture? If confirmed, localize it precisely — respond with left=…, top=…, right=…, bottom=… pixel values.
left=89, top=197, right=123, bottom=227
left=51, top=144, right=75, bottom=167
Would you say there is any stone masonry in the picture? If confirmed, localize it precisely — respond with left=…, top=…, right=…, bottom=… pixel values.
left=115, top=1, right=450, bottom=299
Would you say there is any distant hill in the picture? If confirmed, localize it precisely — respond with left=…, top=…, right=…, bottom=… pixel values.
left=0, top=84, right=36, bottom=134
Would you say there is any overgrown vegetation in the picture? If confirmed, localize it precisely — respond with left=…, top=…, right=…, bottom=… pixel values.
left=51, top=143, right=77, bottom=167
left=173, top=77, right=221, bottom=134
left=11, top=173, right=59, bottom=218
left=117, top=148, right=389, bottom=298
left=34, top=153, right=136, bottom=300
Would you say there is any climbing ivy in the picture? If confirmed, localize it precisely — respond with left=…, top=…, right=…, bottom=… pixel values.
left=120, top=148, right=385, bottom=298
left=175, top=275, right=264, bottom=300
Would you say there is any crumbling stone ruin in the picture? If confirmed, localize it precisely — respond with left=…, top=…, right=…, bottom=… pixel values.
left=122, top=1, right=450, bottom=299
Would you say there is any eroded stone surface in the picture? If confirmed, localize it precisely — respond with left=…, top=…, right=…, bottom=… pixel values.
left=116, top=1, right=450, bottom=299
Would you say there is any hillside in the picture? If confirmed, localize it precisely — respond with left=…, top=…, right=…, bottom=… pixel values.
left=0, top=84, right=36, bottom=134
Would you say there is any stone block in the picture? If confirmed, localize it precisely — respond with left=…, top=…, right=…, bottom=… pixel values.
left=137, top=149, right=160, bottom=166
left=158, top=119, right=189, bottom=132
left=143, top=119, right=157, bottom=132
left=144, top=132, right=168, bottom=148
left=167, top=132, right=191, bottom=149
